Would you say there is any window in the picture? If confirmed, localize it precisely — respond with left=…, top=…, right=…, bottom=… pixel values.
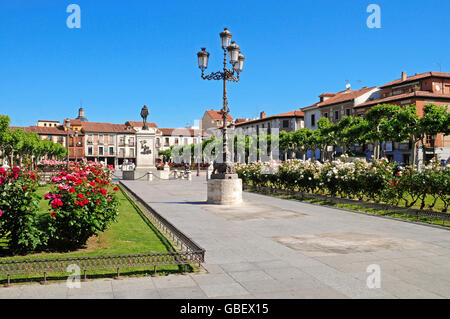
left=99, top=147, right=103, bottom=155
left=129, top=148, right=134, bottom=158
left=87, top=134, right=93, bottom=144
left=99, top=135, right=104, bottom=144
left=128, top=137, right=134, bottom=146
left=119, top=148, right=125, bottom=157
left=311, top=114, right=315, bottom=127
left=59, top=136, right=63, bottom=144
left=88, top=146, right=93, bottom=155
left=109, top=147, right=114, bottom=155
left=426, top=135, right=433, bottom=146
left=345, top=109, right=351, bottom=117
left=48, top=136, right=52, bottom=141
left=334, top=111, right=339, bottom=121
left=282, top=120, right=289, bottom=128
left=109, top=135, right=114, bottom=145
left=184, top=138, right=188, bottom=145
left=119, top=136, right=125, bottom=146
left=323, top=112, right=328, bottom=119
left=164, top=138, right=169, bottom=146
left=175, top=138, right=179, bottom=145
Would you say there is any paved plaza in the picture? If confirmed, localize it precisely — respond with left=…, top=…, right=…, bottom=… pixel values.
left=1, top=176, right=450, bottom=299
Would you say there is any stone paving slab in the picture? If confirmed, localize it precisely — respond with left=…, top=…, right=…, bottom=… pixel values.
left=2, top=177, right=449, bottom=299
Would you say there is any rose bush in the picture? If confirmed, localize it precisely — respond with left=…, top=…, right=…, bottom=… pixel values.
left=43, top=161, right=120, bottom=249
left=0, top=166, right=44, bottom=254
left=236, top=158, right=450, bottom=212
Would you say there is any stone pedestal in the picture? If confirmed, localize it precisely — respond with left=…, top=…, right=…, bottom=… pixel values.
left=135, top=129, right=157, bottom=171
left=207, top=179, right=243, bottom=205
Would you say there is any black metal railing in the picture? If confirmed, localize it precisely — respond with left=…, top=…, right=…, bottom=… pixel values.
left=243, top=184, right=450, bottom=226
left=0, top=184, right=205, bottom=286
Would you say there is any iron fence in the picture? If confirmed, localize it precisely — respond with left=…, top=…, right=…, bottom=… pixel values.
left=0, top=184, right=205, bottom=286
left=243, top=184, right=450, bottom=226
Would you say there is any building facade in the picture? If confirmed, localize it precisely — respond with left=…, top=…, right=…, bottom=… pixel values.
left=354, top=71, right=450, bottom=164
left=201, top=110, right=234, bottom=133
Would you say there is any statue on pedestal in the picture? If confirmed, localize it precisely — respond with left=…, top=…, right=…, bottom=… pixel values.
left=140, top=105, right=149, bottom=130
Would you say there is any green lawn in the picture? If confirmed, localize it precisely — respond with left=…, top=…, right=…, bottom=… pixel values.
left=0, top=185, right=193, bottom=285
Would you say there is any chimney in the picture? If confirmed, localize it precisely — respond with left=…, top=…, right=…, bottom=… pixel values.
left=401, top=71, right=407, bottom=81
left=260, top=111, right=266, bottom=119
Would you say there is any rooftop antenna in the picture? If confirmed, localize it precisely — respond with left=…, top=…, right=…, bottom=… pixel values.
left=344, top=79, right=351, bottom=90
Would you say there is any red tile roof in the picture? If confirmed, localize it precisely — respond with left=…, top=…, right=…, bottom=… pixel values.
left=380, top=72, right=450, bottom=88
left=81, top=122, right=136, bottom=133
left=125, top=121, right=158, bottom=128
left=234, top=110, right=304, bottom=127
left=21, top=126, right=67, bottom=135
left=355, top=91, right=450, bottom=108
left=205, top=110, right=233, bottom=121
left=315, top=87, right=377, bottom=107
left=158, top=128, right=208, bottom=137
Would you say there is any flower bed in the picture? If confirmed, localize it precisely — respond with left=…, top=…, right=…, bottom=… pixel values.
left=36, top=160, right=67, bottom=172
left=235, top=157, right=450, bottom=212
left=44, top=161, right=120, bottom=249
left=0, top=161, right=120, bottom=255
left=0, top=166, right=43, bottom=254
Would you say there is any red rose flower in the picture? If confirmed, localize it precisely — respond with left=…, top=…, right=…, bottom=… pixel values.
left=77, top=193, right=84, bottom=199
left=99, top=188, right=107, bottom=196
left=69, top=186, right=76, bottom=193
left=83, top=198, right=89, bottom=204
left=51, top=198, right=63, bottom=209
left=50, top=212, right=56, bottom=218
left=113, top=186, right=119, bottom=191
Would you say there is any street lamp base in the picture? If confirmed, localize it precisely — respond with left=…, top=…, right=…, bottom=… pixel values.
left=210, top=162, right=238, bottom=179
left=207, top=178, right=243, bottom=205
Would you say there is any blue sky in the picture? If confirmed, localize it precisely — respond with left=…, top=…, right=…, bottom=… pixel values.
left=1, top=0, right=449, bottom=128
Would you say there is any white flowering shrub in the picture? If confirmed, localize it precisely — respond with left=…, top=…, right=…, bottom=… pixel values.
left=235, top=159, right=450, bottom=212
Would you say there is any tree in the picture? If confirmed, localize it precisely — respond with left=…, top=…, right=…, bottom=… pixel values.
left=417, top=104, right=449, bottom=164
left=365, top=104, right=402, bottom=159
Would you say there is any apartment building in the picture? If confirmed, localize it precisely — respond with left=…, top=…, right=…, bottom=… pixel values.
left=201, top=109, right=234, bottom=133
left=234, top=111, right=304, bottom=134
left=82, top=122, right=136, bottom=167
left=355, top=71, right=450, bottom=164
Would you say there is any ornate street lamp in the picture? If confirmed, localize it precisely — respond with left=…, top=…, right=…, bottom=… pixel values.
left=197, top=28, right=245, bottom=179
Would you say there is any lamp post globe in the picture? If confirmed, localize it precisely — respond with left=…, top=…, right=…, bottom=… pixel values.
left=227, top=41, right=240, bottom=64
left=219, top=28, right=232, bottom=49
left=197, top=48, right=210, bottom=70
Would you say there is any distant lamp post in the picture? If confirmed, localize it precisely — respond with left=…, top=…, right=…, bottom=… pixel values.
left=197, top=27, right=245, bottom=179
left=65, top=119, right=71, bottom=169
left=70, top=131, right=79, bottom=162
